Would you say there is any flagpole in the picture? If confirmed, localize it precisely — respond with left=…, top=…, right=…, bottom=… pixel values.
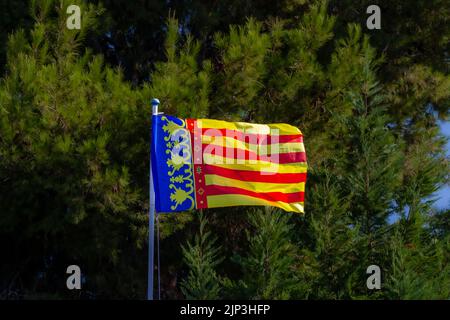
left=148, top=98, right=160, bottom=300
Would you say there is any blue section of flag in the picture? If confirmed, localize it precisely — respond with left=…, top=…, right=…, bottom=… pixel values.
left=151, top=115, right=196, bottom=213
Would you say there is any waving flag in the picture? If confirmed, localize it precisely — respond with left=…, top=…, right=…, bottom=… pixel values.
left=151, top=115, right=307, bottom=213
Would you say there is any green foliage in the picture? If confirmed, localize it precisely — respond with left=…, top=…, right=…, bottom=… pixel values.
left=0, top=0, right=148, bottom=298
left=0, top=0, right=448, bottom=299
left=146, top=17, right=211, bottom=118
left=230, top=209, right=299, bottom=299
left=302, top=170, right=359, bottom=299
left=213, top=19, right=271, bottom=119
left=386, top=230, right=450, bottom=299
left=180, top=212, right=222, bottom=299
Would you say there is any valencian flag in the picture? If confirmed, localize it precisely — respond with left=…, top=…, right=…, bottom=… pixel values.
left=151, top=115, right=307, bottom=213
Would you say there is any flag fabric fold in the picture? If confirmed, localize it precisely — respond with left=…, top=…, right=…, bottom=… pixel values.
left=151, top=115, right=307, bottom=213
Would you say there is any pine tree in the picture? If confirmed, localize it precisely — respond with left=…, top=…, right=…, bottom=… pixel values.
left=322, top=26, right=402, bottom=298
left=146, top=16, right=211, bottom=118
left=301, top=170, right=359, bottom=299
left=0, top=0, right=149, bottom=298
left=231, top=209, right=300, bottom=299
left=180, top=211, right=223, bottom=299
left=212, top=18, right=270, bottom=120
left=386, top=228, right=450, bottom=299
left=0, top=0, right=448, bottom=299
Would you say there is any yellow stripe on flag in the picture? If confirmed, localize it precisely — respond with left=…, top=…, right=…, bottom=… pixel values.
left=205, top=174, right=305, bottom=193
left=201, top=135, right=305, bottom=154
left=197, top=119, right=302, bottom=135
left=206, top=194, right=305, bottom=213
left=204, top=161, right=307, bottom=173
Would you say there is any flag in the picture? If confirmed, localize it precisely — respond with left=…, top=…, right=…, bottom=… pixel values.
left=151, top=115, right=307, bottom=213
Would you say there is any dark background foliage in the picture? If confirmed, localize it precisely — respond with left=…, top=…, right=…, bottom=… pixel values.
left=0, top=0, right=448, bottom=299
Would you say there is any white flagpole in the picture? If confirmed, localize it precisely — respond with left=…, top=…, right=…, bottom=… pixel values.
left=148, top=98, right=160, bottom=300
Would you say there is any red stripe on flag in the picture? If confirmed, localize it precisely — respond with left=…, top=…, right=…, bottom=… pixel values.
left=202, top=144, right=306, bottom=163
left=201, top=128, right=303, bottom=144
left=187, top=118, right=208, bottom=209
left=204, top=165, right=307, bottom=183
left=205, top=185, right=305, bottom=203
